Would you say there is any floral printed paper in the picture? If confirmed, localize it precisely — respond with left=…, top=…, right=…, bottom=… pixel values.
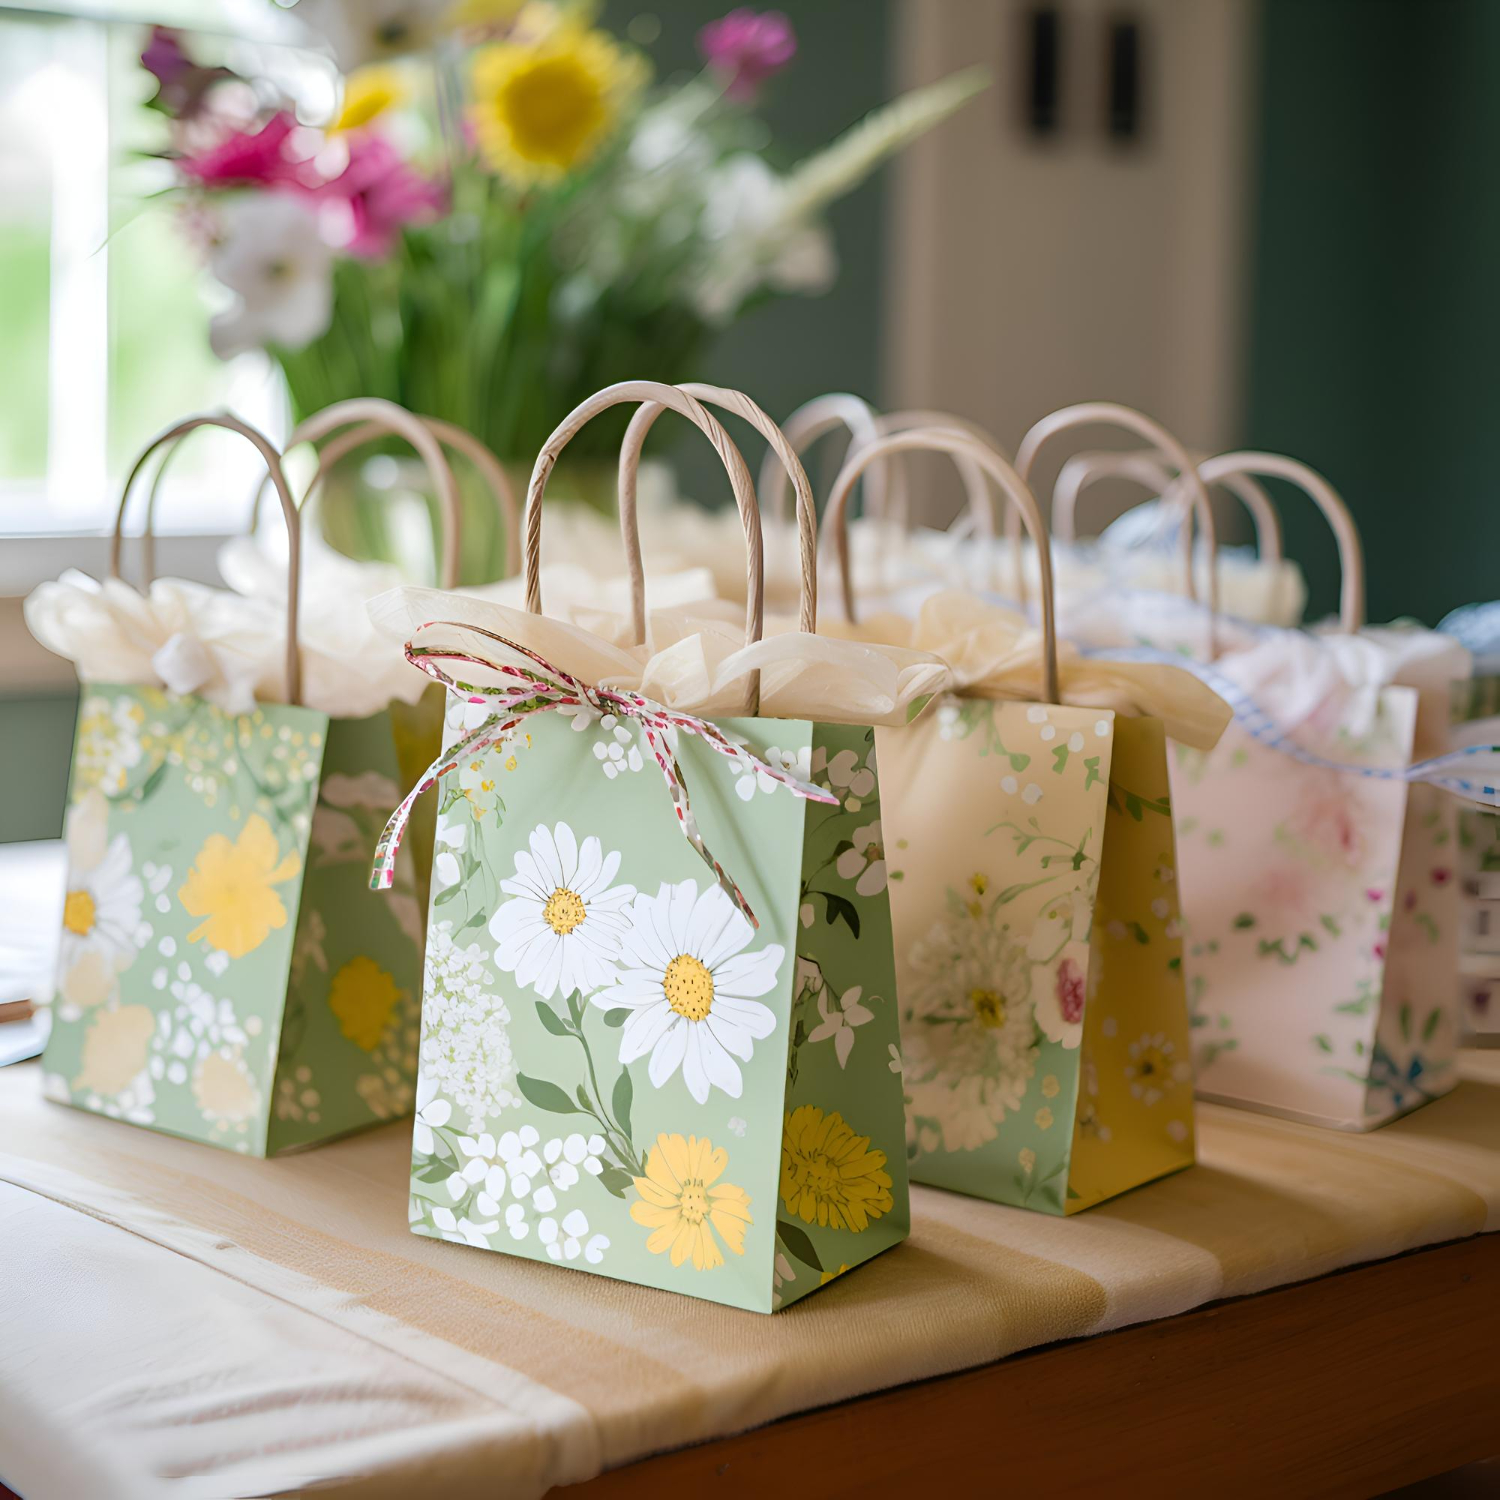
left=1172, top=683, right=1461, bottom=1129
left=42, top=683, right=424, bottom=1153
left=406, top=704, right=908, bottom=1312
left=877, top=702, right=1194, bottom=1214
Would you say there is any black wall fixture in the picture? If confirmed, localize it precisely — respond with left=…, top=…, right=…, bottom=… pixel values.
left=1106, top=14, right=1143, bottom=142
left=1025, top=6, right=1062, bottom=136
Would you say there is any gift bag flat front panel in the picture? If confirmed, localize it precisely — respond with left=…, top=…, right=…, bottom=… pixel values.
left=1173, top=685, right=1426, bottom=1128
left=408, top=705, right=813, bottom=1312
left=775, top=722, right=909, bottom=1308
left=267, top=709, right=425, bottom=1154
left=882, top=699, right=1117, bottom=1212
left=1364, top=780, right=1461, bottom=1120
left=42, top=684, right=324, bottom=1152
left=1065, top=716, right=1194, bottom=1213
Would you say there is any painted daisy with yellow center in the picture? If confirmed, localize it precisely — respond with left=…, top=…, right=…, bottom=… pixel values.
left=630, top=1131, right=751, bottom=1270
left=59, top=789, right=143, bottom=971
left=490, top=822, right=635, bottom=999
left=592, top=879, right=783, bottom=1104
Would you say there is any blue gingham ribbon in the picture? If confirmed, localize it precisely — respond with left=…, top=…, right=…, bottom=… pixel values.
left=1087, top=644, right=1500, bottom=806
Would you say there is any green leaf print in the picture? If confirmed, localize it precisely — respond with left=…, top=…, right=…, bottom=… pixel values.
left=597, top=1165, right=635, bottom=1199
left=1051, top=745, right=1070, bottom=774
left=822, top=891, right=861, bottom=939
left=612, top=1066, right=634, bottom=1140
left=1422, top=1007, right=1443, bottom=1042
left=516, top=1073, right=589, bottom=1115
left=534, top=1002, right=573, bottom=1038
left=777, top=1219, right=824, bottom=1274
left=601, top=1009, right=629, bottom=1028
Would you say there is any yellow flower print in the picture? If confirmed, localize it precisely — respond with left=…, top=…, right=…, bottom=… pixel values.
left=470, top=23, right=646, bottom=184
left=178, top=815, right=301, bottom=959
left=631, top=1132, right=752, bottom=1270
left=780, top=1105, right=893, bottom=1233
left=73, top=1005, right=155, bottom=1096
left=1041, top=1074, right=1060, bottom=1099
left=193, top=1050, right=260, bottom=1126
left=328, top=956, right=405, bottom=1051
left=820, top=1263, right=851, bottom=1286
left=1018, top=1147, right=1037, bottom=1174
left=1034, top=1106, right=1054, bottom=1130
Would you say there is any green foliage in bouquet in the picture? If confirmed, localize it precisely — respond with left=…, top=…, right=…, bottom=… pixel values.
left=141, top=1, right=984, bottom=576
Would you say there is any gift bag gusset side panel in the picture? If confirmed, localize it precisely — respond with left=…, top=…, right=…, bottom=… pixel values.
left=407, top=705, right=808, bottom=1313
left=1063, top=716, right=1194, bottom=1213
left=266, top=708, right=426, bottom=1154
left=388, top=682, right=448, bottom=921
left=1173, top=687, right=1417, bottom=1128
left=42, top=684, right=324, bottom=1155
left=1361, top=781, right=1462, bottom=1126
left=886, top=699, right=1116, bottom=1213
left=775, top=722, right=909, bottom=1310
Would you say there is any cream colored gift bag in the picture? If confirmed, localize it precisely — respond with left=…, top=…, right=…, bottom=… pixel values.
left=822, top=427, right=1231, bottom=1213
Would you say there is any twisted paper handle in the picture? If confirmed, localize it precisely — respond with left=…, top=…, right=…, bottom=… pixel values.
left=370, top=624, right=838, bottom=928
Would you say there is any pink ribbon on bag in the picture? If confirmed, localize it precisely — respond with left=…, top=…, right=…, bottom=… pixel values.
left=369, top=622, right=838, bottom=929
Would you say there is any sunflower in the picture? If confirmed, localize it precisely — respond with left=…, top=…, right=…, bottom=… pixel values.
left=469, top=22, right=646, bottom=185
left=780, top=1104, right=893, bottom=1233
left=630, top=1132, right=752, bottom=1270
left=333, top=64, right=409, bottom=131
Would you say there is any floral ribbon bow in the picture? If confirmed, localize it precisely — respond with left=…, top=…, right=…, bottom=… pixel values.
left=370, top=622, right=837, bottom=928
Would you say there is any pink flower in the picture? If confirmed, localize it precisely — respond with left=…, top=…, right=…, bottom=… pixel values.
left=317, top=133, right=446, bottom=259
left=1055, top=958, right=1085, bottom=1026
left=698, top=9, right=796, bottom=101
left=1431, top=867, right=1452, bottom=886
left=1286, top=771, right=1367, bottom=871
left=142, top=26, right=190, bottom=87
left=179, top=113, right=304, bottom=188
left=1365, top=887, right=1385, bottom=903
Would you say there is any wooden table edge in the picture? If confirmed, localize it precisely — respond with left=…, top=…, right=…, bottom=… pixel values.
left=552, top=1232, right=1500, bottom=1499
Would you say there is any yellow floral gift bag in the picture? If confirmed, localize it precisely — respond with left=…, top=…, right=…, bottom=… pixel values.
left=821, top=426, right=1232, bottom=1213
left=30, top=414, right=425, bottom=1153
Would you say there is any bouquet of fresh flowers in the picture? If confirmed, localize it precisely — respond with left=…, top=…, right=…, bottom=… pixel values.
left=140, top=2, right=984, bottom=578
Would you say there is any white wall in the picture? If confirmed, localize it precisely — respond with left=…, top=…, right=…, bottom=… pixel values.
left=884, top=0, right=1257, bottom=524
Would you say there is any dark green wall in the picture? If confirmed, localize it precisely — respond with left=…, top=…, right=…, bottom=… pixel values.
left=0, top=690, right=76, bottom=843
left=1245, top=0, right=1500, bottom=625
left=602, top=0, right=893, bottom=504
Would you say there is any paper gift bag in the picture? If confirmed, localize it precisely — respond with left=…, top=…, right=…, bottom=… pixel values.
left=38, top=415, right=426, bottom=1154
left=1064, top=448, right=1484, bottom=1128
left=823, top=426, right=1228, bottom=1213
left=379, top=381, right=915, bottom=1311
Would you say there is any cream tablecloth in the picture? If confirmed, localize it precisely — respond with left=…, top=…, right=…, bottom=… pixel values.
left=3, top=838, right=1499, bottom=1499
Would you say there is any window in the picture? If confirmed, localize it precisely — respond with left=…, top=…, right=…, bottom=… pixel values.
left=0, top=1, right=320, bottom=543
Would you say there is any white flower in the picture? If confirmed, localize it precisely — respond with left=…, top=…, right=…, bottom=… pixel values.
left=825, top=747, right=876, bottom=799
left=592, top=717, right=644, bottom=779
left=544, top=1131, right=607, bottom=1189
left=429, top=1204, right=497, bottom=1248
left=538, top=1208, right=606, bottom=1263
left=693, top=154, right=836, bottom=324
left=504, top=1203, right=528, bottom=1240
left=75, top=695, right=143, bottom=794
left=901, top=913, right=1039, bottom=1153
left=295, top=0, right=449, bottom=70
left=728, top=1116, right=747, bottom=1137
left=419, top=922, right=519, bottom=1133
left=60, top=790, right=143, bottom=970
left=591, top=879, right=784, bottom=1104
left=1124, top=1033, right=1191, bottom=1106
left=834, top=821, right=887, bottom=897
left=433, top=820, right=466, bottom=893
left=490, top=822, right=636, bottom=1000
left=887, top=1043, right=903, bottom=1074
left=733, top=744, right=813, bottom=801
left=807, top=985, right=874, bottom=1069
left=208, top=196, right=333, bottom=360
left=412, top=1075, right=452, bottom=1156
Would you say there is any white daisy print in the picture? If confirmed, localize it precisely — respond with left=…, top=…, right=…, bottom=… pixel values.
left=412, top=1075, right=452, bottom=1155
left=835, top=821, right=887, bottom=896
left=591, top=879, right=784, bottom=1104
left=60, top=789, right=143, bottom=969
left=490, top=822, right=636, bottom=999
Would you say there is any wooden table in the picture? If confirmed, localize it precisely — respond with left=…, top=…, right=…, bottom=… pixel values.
left=559, top=1234, right=1500, bottom=1498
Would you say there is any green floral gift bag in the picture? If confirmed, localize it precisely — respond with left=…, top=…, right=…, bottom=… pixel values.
left=374, top=381, right=930, bottom=1311
left=35, top=415, right=425, bottom=1154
